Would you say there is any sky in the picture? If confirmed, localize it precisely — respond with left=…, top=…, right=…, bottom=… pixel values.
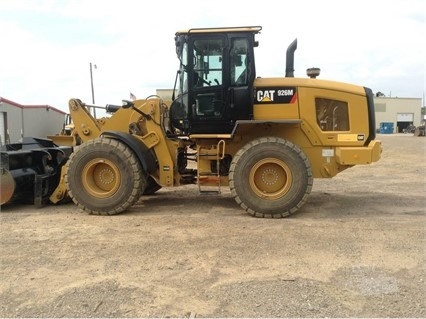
left=0, top=0, right=425, bottom=114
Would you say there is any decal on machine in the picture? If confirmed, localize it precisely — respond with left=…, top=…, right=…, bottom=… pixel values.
left=254, top=87, right=297, bottom=104
left=337, top=134, right=365, bottom=142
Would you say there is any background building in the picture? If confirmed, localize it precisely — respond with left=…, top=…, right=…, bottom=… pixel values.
left=155, top=89, right=176, bottom=104
left=374, top=96, right=422, bottom=133
left=0, top=97, right=66, bottom=145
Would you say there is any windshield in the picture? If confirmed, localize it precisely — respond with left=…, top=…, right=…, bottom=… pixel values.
left=176, top=37, right=224, bottom=95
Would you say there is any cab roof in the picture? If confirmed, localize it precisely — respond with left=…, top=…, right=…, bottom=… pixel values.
left=176, top=26, right=262, bottom=36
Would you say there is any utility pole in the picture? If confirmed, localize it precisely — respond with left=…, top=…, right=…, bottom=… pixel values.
left=90, top=62, right=97, bottom=117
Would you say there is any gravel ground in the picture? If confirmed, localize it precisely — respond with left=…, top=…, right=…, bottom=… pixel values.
left=0, top=133, right=425, bottom=318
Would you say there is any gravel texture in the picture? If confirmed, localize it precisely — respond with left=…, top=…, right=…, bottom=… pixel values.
left=0, top=134, right=425, bottom=318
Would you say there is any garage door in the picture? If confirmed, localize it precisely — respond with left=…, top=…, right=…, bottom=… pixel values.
left=397, top=113, right=414, bottom=122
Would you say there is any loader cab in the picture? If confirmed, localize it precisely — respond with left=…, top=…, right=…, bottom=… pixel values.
left=170, top=26, right=261, bottom=135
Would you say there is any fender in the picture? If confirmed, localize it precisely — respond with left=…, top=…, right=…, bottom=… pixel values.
left=100, top=131, right=158, bottom=174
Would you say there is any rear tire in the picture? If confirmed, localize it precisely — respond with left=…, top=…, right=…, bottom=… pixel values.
left=229, top=137, right=313, bottom=218
left=66, top=137, right=146, bottom=215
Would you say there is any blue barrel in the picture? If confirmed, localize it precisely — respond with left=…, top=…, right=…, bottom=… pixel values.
left=379, top=122, right=394, bottom=134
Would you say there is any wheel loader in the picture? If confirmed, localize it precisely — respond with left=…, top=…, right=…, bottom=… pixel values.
left=1, top=26, right=382, bottom=218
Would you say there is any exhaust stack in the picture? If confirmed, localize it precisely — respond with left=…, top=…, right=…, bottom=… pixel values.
left=285, top=38, right=297, bottom=77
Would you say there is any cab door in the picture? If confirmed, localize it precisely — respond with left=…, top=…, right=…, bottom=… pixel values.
left=187, top=36, right=229, bottom=134
left=187, top=33, right=256, bottom=134
left=228, top=37, right=254, bottom=122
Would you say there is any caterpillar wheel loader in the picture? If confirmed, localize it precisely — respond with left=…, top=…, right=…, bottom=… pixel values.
left=2, top=26, right=382, bottom=217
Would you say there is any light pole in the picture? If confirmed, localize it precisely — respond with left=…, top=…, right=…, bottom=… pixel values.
left=89, top=62, right=97, bottom=117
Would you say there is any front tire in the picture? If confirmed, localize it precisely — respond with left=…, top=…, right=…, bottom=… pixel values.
left=229, top=137, right=313, bottom=218
left=66, top=137, right=146, bottom=215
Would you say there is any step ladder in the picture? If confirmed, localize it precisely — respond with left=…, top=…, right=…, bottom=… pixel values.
left=197, top=140, right=226, bottom=195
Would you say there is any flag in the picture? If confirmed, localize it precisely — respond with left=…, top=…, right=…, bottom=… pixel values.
left=130, top=92, right=136, bottom=101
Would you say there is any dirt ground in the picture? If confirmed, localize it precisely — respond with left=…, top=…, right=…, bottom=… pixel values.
left=0, top=134, right=425, bottom=318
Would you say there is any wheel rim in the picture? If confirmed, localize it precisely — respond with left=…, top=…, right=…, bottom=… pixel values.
left=249, top=158, right=293, bottom=200
left=81, top=158, right=121, bottom=198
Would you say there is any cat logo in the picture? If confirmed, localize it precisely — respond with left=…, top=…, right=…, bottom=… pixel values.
left=257, top=90, right=276, bottom=102
left=254, top=87, right=297, bottom=104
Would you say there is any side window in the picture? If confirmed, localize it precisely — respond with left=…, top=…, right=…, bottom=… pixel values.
left=230, top=38, right=248, bottom=86
left=316, top=98, right=349, bottom=131
left=193, top=39, right=223, bottom=87
left=181, top=44, right=189, bottom=94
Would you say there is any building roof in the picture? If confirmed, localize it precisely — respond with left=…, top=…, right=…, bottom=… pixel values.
left=0, top=96, right=66, bottom=115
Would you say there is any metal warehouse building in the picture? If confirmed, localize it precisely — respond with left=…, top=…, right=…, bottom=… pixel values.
left=374, top=96, right=422, bottom=133
left=0, top=97, right=66, bottom=145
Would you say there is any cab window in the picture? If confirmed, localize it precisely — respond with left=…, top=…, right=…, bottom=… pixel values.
left=193, top=38, right=223, bottom=87
left=230, top=38, right=249, bottom=86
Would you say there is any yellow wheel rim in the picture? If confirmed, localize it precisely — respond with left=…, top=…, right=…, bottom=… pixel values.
left=249, top=158, right=292, bottom=200
left=81, top=158, right=121, bottom=198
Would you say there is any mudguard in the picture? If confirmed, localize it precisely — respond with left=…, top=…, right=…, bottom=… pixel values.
left=100, top=131, right=158, bottom=174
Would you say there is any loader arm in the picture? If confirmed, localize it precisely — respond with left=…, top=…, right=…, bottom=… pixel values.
left=68, top=99, right=103, bottom=143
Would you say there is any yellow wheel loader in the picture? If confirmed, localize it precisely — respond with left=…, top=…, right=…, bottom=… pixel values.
left=1, top=26, right=382, bottom=218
